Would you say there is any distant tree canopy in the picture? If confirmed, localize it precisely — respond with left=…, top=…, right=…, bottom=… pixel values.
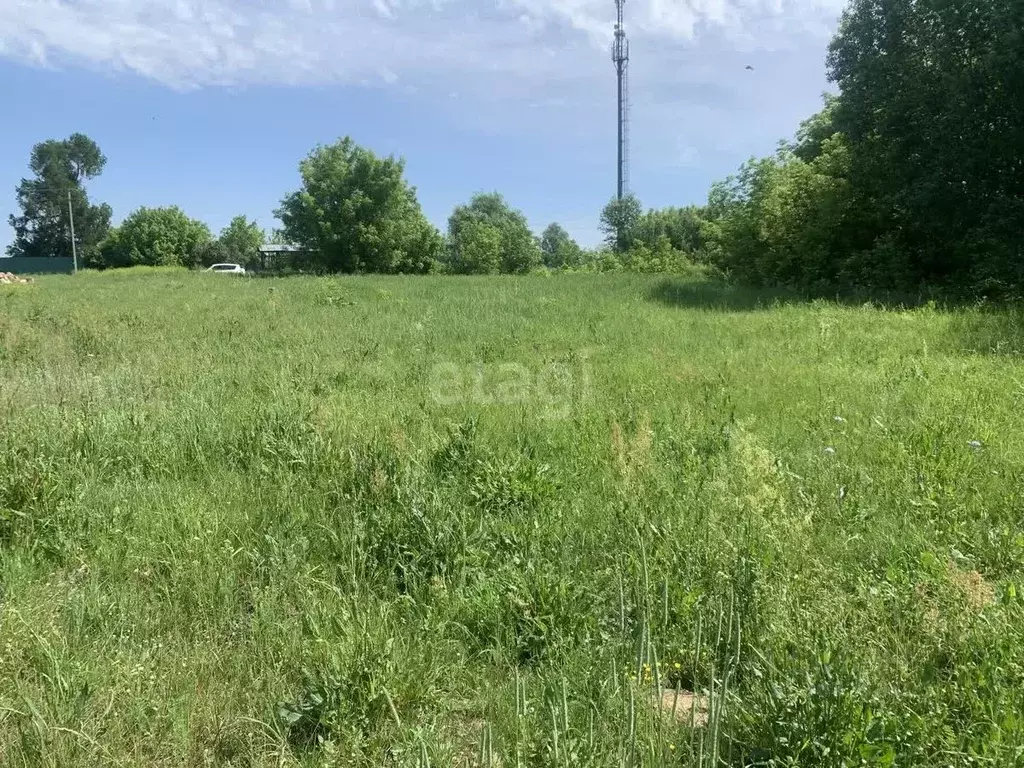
left=595, top=195, right=705, bottom=275
left=702, top=0, right=1024, bottom=295
left=7, top=133, right=112, bottom=263
left=276, top=137, right=441, bottom=274
left=96, top=207, right=212, bottom=269
left=634, top=206, right=705, bottom=256
left=13, top=0, right=1021, bottom=294
left=445, top=193, right=540, bottom=274
left=539, top=223, right=584, bottom=269
left=447, top=218, right=504, bottom=275
left=599, top=195, right=642, bottom=254
left=217, top=215, right=265, bottom=267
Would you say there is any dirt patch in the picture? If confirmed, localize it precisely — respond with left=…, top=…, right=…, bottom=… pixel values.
left=612, top=413, right=653, bottom=476
left=452, top=717, right=504, bottom=767
left=655, top=689, right=708, bottom=727
left=948, top=563, right=995, bottom=612
left=917, top=560, right=996, bottom=633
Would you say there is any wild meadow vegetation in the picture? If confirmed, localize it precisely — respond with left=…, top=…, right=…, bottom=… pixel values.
left=3, top=269, right=1024, bottom=766
left=2, top=0, right=1022, bottom=764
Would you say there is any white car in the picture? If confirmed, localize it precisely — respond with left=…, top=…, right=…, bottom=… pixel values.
left=206, top=263, right=246, bottom=275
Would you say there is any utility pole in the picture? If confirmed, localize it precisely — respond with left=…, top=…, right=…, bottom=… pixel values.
left=68, top=190, right=78, bottom=274
left=611, top=0, right=630, bottom=201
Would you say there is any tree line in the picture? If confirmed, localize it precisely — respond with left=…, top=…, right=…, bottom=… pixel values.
left=7, top=0, right=1021, bottom=292
left=5, top=135, right=269, bottom=271
left=699, top=0, right=1023, bottom=297
left=4, top=133, right=701, bottom=276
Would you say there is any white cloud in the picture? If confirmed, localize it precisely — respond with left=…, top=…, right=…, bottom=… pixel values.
left=0, top=0, right=843, bottom=91
left=0, top=0, right=844, bottom=229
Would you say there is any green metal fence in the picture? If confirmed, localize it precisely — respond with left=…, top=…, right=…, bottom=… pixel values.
left=0, top=257, right=76, bottom=275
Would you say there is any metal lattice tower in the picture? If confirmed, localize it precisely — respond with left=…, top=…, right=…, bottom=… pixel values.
left=611, top=0, right=630, bottom=200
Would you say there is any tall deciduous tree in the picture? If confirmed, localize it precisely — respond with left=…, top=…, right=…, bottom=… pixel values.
left=96, top=207, right=212, bottom=269
left=7, top=133, right=112, bottom=262
left=276, top=137, right=441, bottom=274
left=599, top=195, right=642, bottom=253
left=701, top=0, right=1024, bottom=295
left=446, top=193, right=540, bottom=274
left=218, top=216, right=265, bottom=266
left=702, top=136, right=852, bottom=287
left=448, top=218, right=503, bottom=275
left=539, top=223, right=584, bottom=269
left=826, top=0, right=1024, bottom=291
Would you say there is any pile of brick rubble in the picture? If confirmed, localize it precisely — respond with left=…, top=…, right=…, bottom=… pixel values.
left=0, top=272, right=33, bottom=285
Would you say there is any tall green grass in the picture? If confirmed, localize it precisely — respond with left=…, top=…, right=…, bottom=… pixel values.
left=1, top=268, right=1023, bottom=766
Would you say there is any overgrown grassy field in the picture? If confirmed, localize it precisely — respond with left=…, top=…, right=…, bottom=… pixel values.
left=2, top=269, right=1024, bottom=766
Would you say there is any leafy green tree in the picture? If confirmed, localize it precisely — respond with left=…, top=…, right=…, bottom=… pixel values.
left=448, top=218, right=503, bottom=274
left=268, top=229, right=291, bottom=246
left=621, top=235, right=696, bottom=274
left=701, top=0, right=1024, bottom=295
left=445, top=193, right=540, bottom=274
left=218, top=216, right=265, bottom=267
left=702, top=134, right=852, bottom=287
left=599, top=195, right=642, bottom=253
left=7, top=133, right=112, bottom=263
left=825, top=0, right=1024, bottom=291
left=97, top=207, right=212, bottom=268
left=585, top=249, right=624, bottom=273
left=276, top=137, right=441, bottom=274
left=539, top=223, right=584, bottom=269
left=194, top=240, right=232, bottom=268
left=634, top=207, right=705, bottom=255
left=790, top=95, right=840, bottom=164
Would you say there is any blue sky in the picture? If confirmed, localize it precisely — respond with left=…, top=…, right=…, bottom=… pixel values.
left=0, top=0, right=844, bottom=252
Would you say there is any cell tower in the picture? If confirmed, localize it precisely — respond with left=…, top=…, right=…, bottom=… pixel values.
left=611, top=0, right=630, bottom=200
